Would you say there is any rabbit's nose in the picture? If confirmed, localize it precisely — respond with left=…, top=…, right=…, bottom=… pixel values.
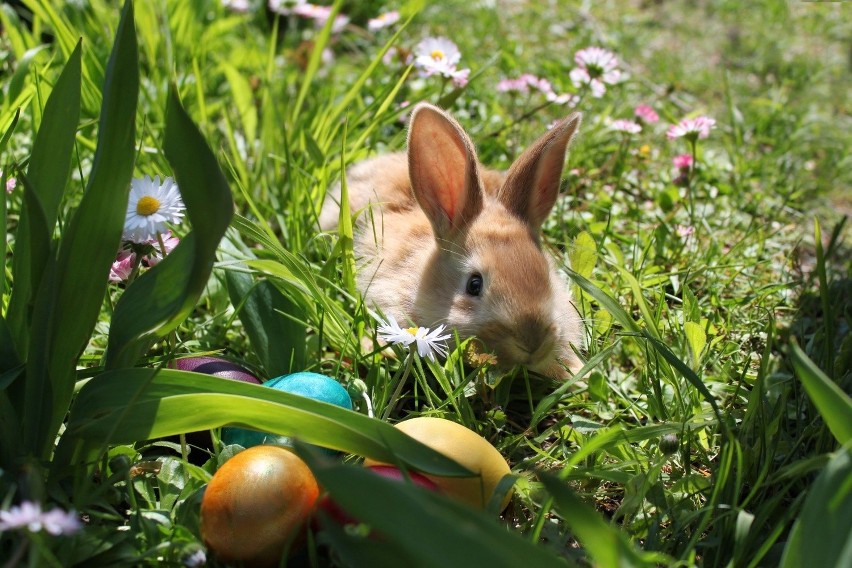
left=516, top=318, right=557, bottom=361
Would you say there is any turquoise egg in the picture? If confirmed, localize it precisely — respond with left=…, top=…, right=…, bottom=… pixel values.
left=222, top=372, right=352, bottom=453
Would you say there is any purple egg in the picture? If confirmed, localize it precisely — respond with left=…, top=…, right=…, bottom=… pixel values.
left=172, top=356, right=261, bottom=384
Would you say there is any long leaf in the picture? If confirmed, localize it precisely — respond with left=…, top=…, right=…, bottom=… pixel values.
left=303, top=450, right=568, bottom=568
left=780, top=448, right=852, bottom=568
left=6, top=41, right=81, bottom=357
left=105, top=84, right=234, bottom=368
left=57, top=368, right=471, bottom=479
left=30, top=0, right=138, bottom=460
left=790, top=341, right=852, bottom=445
left=225, top=271, right=306, bottom=377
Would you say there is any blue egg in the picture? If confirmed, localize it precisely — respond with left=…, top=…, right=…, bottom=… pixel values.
left=222, top=372, right=353, bottom=453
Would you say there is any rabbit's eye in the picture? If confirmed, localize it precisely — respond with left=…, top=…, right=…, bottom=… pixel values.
left=466, top=274, right=483, bottom=296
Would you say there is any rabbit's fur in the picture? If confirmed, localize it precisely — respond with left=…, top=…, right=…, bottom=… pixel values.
left=320, top=103, right=584, bottom=379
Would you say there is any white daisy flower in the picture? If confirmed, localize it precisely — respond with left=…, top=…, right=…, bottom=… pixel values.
left=413, top=37, right=462, bottom=77
left=123, top=175, right=184, bottom=243
left=376, top=315, right=452, bottom=361
left=368, top=10, right=400, bottom=31
left=570, top=46, right=622, bottom=98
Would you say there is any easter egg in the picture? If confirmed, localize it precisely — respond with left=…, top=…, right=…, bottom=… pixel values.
left=172, top=356, right=261, bottom=385
left=316, top=465, right=440, bottom=527
left=200, top=446, right=319, bottom=567
left=223, top=372, right=353, bottom=451
left=364, top=417, right=513, bottom=511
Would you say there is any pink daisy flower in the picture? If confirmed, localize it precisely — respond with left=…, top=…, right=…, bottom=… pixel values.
left=144, top=231, right=181, bottom=267
left=673, top=154, right=694, bottom=170
left=222, top=0, right=250, bottom=12
left=268, top=0, right=307, bottom=15
left=4, top=176, right=15, bottom=194
left=610, top=119, right=642, bottom=135
left=667, top=116, right=716, bottom=140
left=634, top=104, right=659, bottom=124
left=569, top=46, right=621, bottom=98
left=109, top=251, right=137, bottom=283
left=675, top=224, right=695, bottom=238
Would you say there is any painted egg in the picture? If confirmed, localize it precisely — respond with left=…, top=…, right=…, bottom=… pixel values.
left=172, top=356, right=261, bottom=384
left=316, top=465, right=440, bottom=527
left=223, top=372, right=353, bottom=451
left=363, top=417, right=513, bottom=511
left=201, top=446, right=319, bottom=567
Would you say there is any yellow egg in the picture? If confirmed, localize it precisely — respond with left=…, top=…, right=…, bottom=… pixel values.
left=364, top=417, right=513, bottom=511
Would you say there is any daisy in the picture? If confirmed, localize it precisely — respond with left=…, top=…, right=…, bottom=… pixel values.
left=294, top=4, right=349, bottom=32
left=413, top=37, right=465, bottom=79
left=673, top=153, right=694, bottom=171
left=569, top=46, right=622, bottom=98
left=222, top=0, right=250, bottom=11
left=109, top=250, right=136, bottom=283
left=666, top=116, right=716, bottom=141
left=4, top=174, right=15, bottom=193
left=610, top=119, right=642, bottom=134
left=0, top=501, right=43, bottom=532
left=123, top=175, right=184, bottom=243
left=143, top=231, right=180, bottom=267
left=376, top=314, right=452, bottom=361
left=39, top=508, right=82, bottom=536
left=368, top=10, right=400, bottom=31
left=634, top=104, right=659, bottom=124
left=268, top=0, right=307, bottom=15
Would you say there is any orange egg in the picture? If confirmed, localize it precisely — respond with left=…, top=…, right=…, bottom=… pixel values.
left=364, top=417, right=513, bottom=511
left=201, top=446, right=319, bottom=567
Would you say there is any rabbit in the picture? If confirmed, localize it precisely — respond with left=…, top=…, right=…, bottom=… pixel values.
left=319, top=102, right=585, bottom=380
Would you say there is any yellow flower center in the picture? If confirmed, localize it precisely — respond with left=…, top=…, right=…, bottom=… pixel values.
left=431, top=49, right=445, bottom=61
left=136, top=195, right=161, bottom=216
left=407, top=327, right=418, bottom=335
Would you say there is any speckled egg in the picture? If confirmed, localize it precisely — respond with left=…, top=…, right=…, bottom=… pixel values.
left=364, top=417, right=513, bottom=511
left=200, top=446, right=319, bottom=567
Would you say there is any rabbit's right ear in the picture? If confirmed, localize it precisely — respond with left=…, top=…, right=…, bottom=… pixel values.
left=408, top=103, right=483, bottom=237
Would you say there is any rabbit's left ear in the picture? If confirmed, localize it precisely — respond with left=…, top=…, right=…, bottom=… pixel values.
left=499, top=113, right=581, bottom=228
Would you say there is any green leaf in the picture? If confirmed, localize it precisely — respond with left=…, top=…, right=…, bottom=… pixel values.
left=28, top=0, right=139, bottom=459
left=225, top=272, right=306, bottom=377
left=539, top=471, right=662, bottom=567
left=564, top=267, right=640, bottom=334
left=684, top=321, right=706, bottom=366
left=302, top=450, right=568, bottom=568
left=219, top=61, right=257, bottom=143
left=780, top=448, right=852, bottom=568
left=570, top=231, right=597, bottom=280
left=790, top=341, right=852, bottom=446
left=105, top=84, right=234, bottom=368
left=57, top=368, right=471, bottom=479
left=6, top=41, right=81, bottom=356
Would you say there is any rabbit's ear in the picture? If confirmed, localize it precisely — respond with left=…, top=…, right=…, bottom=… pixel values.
left=408, top=103, right=482, bottom=236
left=499, top=113, right=581, bottom=228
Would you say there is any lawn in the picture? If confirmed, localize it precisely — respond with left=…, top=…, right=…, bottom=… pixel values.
left=0, top=0, right=850, bottom=566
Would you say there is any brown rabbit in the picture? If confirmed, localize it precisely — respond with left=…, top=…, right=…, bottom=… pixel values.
left=320, top=103, right=584, bottom=379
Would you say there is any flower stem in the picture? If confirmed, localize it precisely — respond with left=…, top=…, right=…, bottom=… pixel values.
left=381, top=354, right=413, bottom=421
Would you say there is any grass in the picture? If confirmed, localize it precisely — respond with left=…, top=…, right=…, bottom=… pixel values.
left=1, top=0, right=850, bottom=566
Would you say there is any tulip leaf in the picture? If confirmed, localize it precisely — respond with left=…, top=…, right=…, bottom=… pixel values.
left=57, top=368, right=472, bottom=479
left=105, top=83, right=234, bottom=368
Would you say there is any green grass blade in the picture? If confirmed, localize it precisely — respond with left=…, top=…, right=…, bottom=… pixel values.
left=105, top=84, right=234, bottom=368
left=790, top=341, right=852, bottom=446
left=303, top=451, right=568, bottom=568
left=564, top=267, right=640, bottom=333
left=58, top=368, right=471, bottom=478
left=6, top=42, right=81, bottom=355
left=780, top=447, right=852, bottom=568
left=539, top=471, right=661, bottom=567
left=288, top=0, right=341, bottom=125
